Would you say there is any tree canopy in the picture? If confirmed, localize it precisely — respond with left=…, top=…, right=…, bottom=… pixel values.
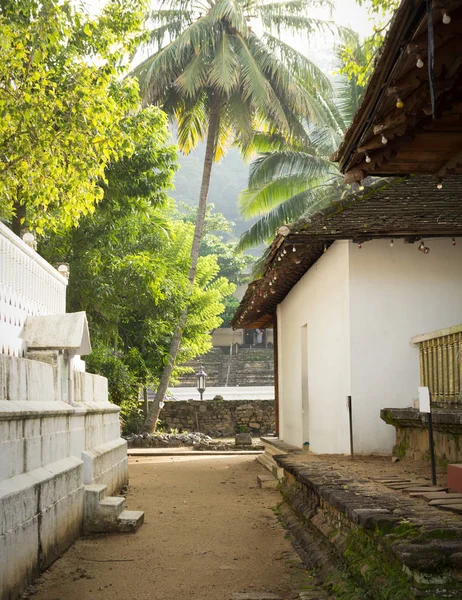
left=0, top=0, right=147, bottom=233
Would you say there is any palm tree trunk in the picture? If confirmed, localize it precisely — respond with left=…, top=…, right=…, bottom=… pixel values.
left=141, top=103, right=219, bottom=433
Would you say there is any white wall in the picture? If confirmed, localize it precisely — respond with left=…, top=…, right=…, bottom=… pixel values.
left=0, top=355, right=127, bottom=599
left=349, top=237, right=462, bottom=453
left=278, top=241, right=351, bottom=452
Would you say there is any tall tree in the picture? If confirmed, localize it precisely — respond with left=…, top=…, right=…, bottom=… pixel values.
left=41, top=107, right=234, bottom=431
left=133, top=0, right=349, bottom=432
left=237, top=47, right=366, bottom=258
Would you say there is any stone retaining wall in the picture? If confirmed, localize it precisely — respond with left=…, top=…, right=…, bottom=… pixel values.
left=276, top=455, right=462, bottom=599
left=160, top=399, right=275, bottom=436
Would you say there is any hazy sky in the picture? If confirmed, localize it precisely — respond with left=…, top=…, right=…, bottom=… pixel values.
left=84, top=0, right=374, bottom=38
left=334, top=0, right=373, bottom=37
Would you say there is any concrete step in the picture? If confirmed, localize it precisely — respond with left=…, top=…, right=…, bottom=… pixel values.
left=83, top=485, right=144, bottom=534
left=256, top=452, right=276, bottom=473
left=272, top=464, right=285, bottom=480
left=99, top=496, right=125, bottom=513
left=257, top=474, right=279, bottom=489
left=256, top=452, right=284, bottom=479
left=84, top=483, right=108, bottom=508
left=118, top=510, right=145, bottom=533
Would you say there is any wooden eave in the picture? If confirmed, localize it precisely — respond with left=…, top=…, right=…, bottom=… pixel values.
left=232, top=175, right=462, bottom=329
left=335, top=0, right=462, bottom=182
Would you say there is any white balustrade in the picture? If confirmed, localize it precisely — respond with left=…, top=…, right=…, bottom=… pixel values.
left=0, top=222, right=68, bottom=357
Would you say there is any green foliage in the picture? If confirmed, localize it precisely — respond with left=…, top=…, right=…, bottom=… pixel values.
left=221, top=296, right=241, bottom=328
left=237, top=48, right=366, bottom=253
left=340, top=0, right=400, bottom=85
left=0, top=0, right=147, bottom=233
left=40, top=105, right=234, bottom=411
left=85, top=345, right=143, bottom=435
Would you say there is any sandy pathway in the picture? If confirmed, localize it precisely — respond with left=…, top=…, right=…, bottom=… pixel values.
left=29, top=455, right=305, bottom=600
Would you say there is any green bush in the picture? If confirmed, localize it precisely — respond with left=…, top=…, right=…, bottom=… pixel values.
left=86, top=345, right=142, bottom=434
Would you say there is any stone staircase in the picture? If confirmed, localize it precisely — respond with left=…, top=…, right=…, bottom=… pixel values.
left=174, top=347, right=274, bottom=389
left=227, top=348, right=274, bottom=387
left=84, top=484, right=144, bottom=534
left=256, top=436, right=300, bottom=488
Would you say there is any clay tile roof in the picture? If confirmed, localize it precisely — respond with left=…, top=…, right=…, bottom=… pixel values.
left=231, top=175, right=462, bottom=329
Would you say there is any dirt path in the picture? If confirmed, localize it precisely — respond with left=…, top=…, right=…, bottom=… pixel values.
left=29, top=455, right=308, bottom=600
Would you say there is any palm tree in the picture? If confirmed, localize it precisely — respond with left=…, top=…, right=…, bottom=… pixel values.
left=132, top=0, right=350, bottom=432
left=237, top=52, right=365, bottom=258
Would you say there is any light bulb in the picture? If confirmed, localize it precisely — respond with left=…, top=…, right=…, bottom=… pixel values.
left=365, top=153, right=371, bottom=163
left=452, top=238, right=456, bottom=246
left=396, top=97, right=404, bottom=109
left=359, top=185, right=365, bottom=191
left=323, top=244, right=327, bottom=253
left=292, top=247, right=296, bottom=252
left=358, top=243, right=362, bottom=249
left=416, top=56, right=424, bottom=69
left=442, top=10, right=451, bottom=24
left=269, top=281, right=272, bottom=286
left=390, top=239, right=394, bottom=247
left=381, top=135, right=388, bottom=145
left=437, top=180, right=443, bottom=189
left=278, top=256, right=281, bottom=261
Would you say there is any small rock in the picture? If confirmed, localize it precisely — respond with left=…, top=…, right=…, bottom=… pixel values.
left=391, top=456, right=400, bottom=463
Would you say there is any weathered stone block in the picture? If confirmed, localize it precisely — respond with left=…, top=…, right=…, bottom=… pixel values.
left=235, top=433, right=252, bottom=446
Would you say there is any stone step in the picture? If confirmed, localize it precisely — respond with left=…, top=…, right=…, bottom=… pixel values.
left=84, top=483, right=108, bottom=507
left=100, top=496, right=125, bottom=512
left=256, top=452, right=276, bottom=473
left=272, top=464, right=285, bottom=480
left=118, top=510, right=145, bottom=533
left=83, top=485, right=144, bottom=534
left=436, top=503, right=462, bottom=514
left=257, top=474, right=279, bottom=489
left=429, top=497, right=462, bottom=506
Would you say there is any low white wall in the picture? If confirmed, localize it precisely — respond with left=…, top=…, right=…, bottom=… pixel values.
left=349, top=237, right=462, bottom=453
left=0, top=355, right=127, bottom=599
left=212, top=328, right=244, bottom=346
left=278, top=242, right=351, bottom=452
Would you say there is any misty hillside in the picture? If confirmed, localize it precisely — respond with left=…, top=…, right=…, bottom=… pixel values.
left=170, top=144, right=254, bottom=238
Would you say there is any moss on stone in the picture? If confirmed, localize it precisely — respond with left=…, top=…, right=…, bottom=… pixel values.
left=395, top=437, right=409, bottom=458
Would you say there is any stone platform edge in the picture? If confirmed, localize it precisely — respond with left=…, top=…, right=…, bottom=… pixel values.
left=274, top=454, right=462, bottom=599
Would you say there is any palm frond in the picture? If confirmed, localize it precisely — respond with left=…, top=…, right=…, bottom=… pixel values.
left=262, top=33, right=331, bottom=96
left=176, top=47, right=209, bottom=98
left=234, top=33, right=290, bottom=134
left=239, top=173, right=326, bottom=218
left=247, top=151, right=334, bottom=189
left=237, top=184, right=334, bottom=251
left=174, top=93, right=209, bottom=153
left=208, top=30, right=241, bottom=96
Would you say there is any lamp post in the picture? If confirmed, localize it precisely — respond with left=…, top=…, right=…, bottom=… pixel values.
left=196, top=365, right=207, bottom=400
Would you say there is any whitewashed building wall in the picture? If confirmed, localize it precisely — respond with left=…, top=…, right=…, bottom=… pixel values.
left=277, top=238, right=462, bottom=454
